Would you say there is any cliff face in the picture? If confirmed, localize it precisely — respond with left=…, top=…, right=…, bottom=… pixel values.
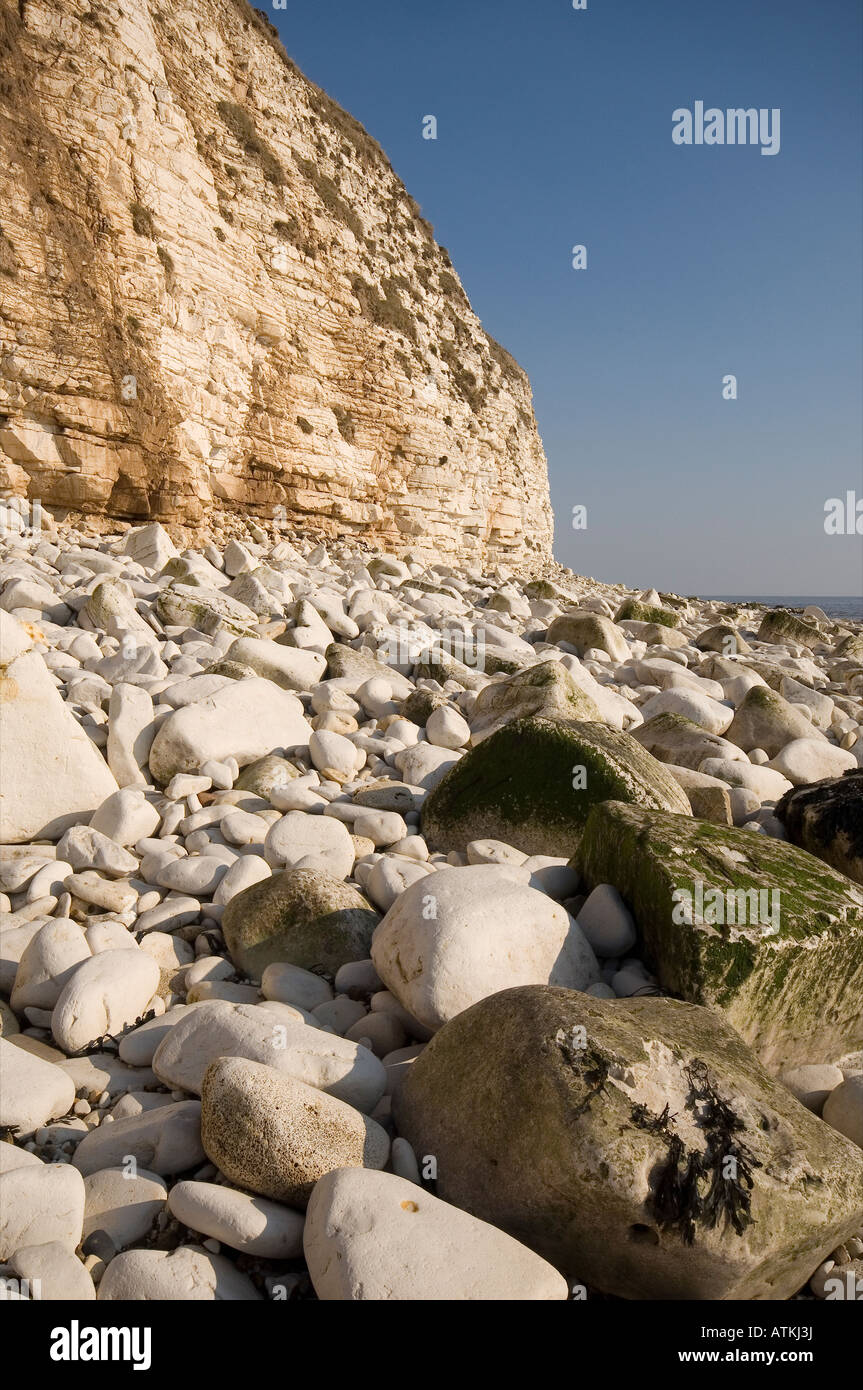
left=0, top=0, right=554, bottom=569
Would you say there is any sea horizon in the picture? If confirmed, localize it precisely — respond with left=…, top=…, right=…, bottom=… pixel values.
left=702, top=594, right=862, bottom=622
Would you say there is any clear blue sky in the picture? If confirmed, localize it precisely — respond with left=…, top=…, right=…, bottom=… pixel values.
left=266, top=0, right=862, bottom=597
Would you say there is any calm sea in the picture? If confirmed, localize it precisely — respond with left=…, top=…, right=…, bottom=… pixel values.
left=706, top=596, right=862, bottom=623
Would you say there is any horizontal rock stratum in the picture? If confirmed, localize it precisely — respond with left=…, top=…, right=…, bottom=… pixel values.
left=0, top=0, right=553, bottom=569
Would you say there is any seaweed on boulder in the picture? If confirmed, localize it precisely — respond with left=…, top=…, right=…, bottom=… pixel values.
left=638, top=1059, right=761, bottom=1245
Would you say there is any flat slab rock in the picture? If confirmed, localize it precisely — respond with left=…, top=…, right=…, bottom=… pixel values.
left=304, top=1167, right=568, bottom=1300
left=571, top=801, right=863, bottom=1070
left=394, top=986, right=863, bottom=1299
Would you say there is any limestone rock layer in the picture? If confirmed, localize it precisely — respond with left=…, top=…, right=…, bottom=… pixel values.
left=0, top=0, right=554, bottom=569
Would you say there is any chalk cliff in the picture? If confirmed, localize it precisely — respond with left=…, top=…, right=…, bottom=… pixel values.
left=0, top=0, right=554, bottom=568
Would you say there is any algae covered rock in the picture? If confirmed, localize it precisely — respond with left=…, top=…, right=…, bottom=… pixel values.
left=421, top=716, right=691, bottom=856
left=544, top=612, right=629, bottom=661
left=83, top=578, right=158, bottom=644
left=834, top=632, right=863, bottom=663
left=222, top=867, right=380, bottom=979
left=469, top=660, right=601, bottom=744
left=399, top=687, right=449, bottom=726
left=523, top=578, right=561, bottom=601
left=776, top=770, right=863, bottom=885
left=622, top=620, right=689, bottom=649
left=394, top=985, right=863, bottom=1298
left=413, top=648, right=490, bottom=691
left=571, top=801, right=863, bottom=1068
left=324, top=642, right=412, bottom=696
left=614, top=597, right=680, bottom=628
left=756, top=608, right=822, bottom=650
left=725, top=684, right=824, bottom=758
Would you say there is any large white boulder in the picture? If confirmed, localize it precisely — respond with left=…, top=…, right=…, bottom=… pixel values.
left=8, top=1240, right=95, bottom=1300
left=264, top=810, right=355, bottom=879
left=122, top=522, right=177, bottom=570
left=51, top=949, right=160, bottom=1054
left=10, top=917, right=91, bottom=1012
left=0, top=646, right=118, bottom=841
left=223, top=637, right=326, bottom=691
left=768, top=739, right=857, bottom=786
left=106, top=683, right=155, bottom=786
left=97, top=1244, right=261, bottom=1300
left=82, top=1167, right=168, bottom=1250
left=148, top=678, right=312, bottom=784
left=167, top=1180, right=305, bottom=1259
left=638, top=687, right=734, bottom=736
left=371, top=865, right=600, bottom=1031
left=0, top=609, right=35, bottom=662
left=823, top=1076, right=863, bottom=1149
left=71, top=1101, right=205, bottom=1177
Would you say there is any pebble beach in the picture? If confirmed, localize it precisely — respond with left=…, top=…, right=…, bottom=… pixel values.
left=0, top=509, right=861, bottom=1303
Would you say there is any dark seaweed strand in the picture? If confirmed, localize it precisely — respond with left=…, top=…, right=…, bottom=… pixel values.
left=685, top=1060, right=761, bottom=1238
left=68, top=1005, right=161, bottom=1058
left=556, top=1036, right=613, bottom=1118
left=638, top=1060, right=761, bottom=1245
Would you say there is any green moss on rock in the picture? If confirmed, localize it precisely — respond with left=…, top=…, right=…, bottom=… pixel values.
left=159, top=557, right=206, bottom=585
left=523, top=579, right=558, bottom=601
left=544, top=612, right=629, bottom=661
left=413, top=648, right=488, bottom=691
left=155, top=584, right=256, bottom=637
left=481, top=648, right=529, bottom=676
left=324, top=642, right=404, bottom=686
left=470, top=660, right=602, bottom=743
left=421, top=716, right=691, bottom=856
left=395, top=986, right=863, bottom=1298
left=834, top=633, right=863, bottom=662
left=615, top=598, right=680, bottom=628
left=694, top=625, right=751, bottom=655
left=725, top=684, right=820, bottom=757
left=571, top=801, right=863, bottom=1068
left=399, top=688, right=449, bottom=726
left=756, top=608, right=822, bottom=649
left=633, top=711, right=743, bottom=769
